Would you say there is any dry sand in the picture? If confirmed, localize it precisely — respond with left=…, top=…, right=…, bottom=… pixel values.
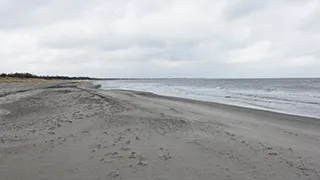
left=0, top=77, right=51, bottom=83
left=0, top=82, right=320, bottom=180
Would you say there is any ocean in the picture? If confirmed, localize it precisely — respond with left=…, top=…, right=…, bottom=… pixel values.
left=98, top=78, right=320, bottom=118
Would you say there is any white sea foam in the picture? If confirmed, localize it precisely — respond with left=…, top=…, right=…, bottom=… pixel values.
left=98, top=79, right=320, bottom=118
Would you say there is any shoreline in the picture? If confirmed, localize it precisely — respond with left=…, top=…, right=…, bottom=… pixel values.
left=98, top=78, right=320, bottom=120
left=100, top=88, right=320, bottom=121
left=1, top=82, right=320, bottom=180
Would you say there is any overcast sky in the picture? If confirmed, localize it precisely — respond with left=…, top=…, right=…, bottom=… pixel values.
left=0, top=0, right=319, bottom=78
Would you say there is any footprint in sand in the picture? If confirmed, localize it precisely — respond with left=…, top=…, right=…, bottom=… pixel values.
left=129, top=151, right=138, bottom=159
left=159, top=151, right=172, bottom=160
left=108, top=170, right=119, bottom=178
left=120, top=146, right=131, bottom=151
left=137, top=156, right=148, bottom=166
left=48, top=131, right=55, bottom=135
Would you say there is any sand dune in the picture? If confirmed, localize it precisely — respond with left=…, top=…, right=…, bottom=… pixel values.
left=0, top=82, right=319, bottom=180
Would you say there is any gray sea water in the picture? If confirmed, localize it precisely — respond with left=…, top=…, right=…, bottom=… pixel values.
left=98, top=78, right=320, bottom=118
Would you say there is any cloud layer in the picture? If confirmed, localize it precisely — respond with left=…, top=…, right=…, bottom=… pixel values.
left=1, top=0, right=319, bottom=78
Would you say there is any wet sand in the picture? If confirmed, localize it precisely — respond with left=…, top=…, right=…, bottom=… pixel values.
left=0, top=82, right=320, bottom=180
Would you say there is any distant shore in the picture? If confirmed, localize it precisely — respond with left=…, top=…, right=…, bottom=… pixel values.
left=1, top=81, right=320, bottom=180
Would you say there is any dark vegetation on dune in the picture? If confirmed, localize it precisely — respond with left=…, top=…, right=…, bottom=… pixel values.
left=0, top=73, right=145, bottom=81
left=0, top=73, right=102, bottom=80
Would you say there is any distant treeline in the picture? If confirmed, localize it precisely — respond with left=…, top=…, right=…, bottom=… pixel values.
left=0, top=73, right=101, bottom=80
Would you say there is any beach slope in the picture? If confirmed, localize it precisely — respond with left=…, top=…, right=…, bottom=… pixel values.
left=0, top=82, right=319, bottom=180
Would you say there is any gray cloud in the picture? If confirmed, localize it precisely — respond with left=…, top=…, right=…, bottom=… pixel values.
left=300, top=5, right=320, bottom=33
left=0, top=0, right=319, bottom=78
left=225, top=0, right=269, bottom=20
left=0, top=0, right=109, bottom=29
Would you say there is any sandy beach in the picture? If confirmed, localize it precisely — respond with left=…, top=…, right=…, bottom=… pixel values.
left=0, top=81, right=320, bottom=180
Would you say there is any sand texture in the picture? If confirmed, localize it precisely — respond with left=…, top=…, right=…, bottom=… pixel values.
left=0, top=82, right=320, bottom=180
